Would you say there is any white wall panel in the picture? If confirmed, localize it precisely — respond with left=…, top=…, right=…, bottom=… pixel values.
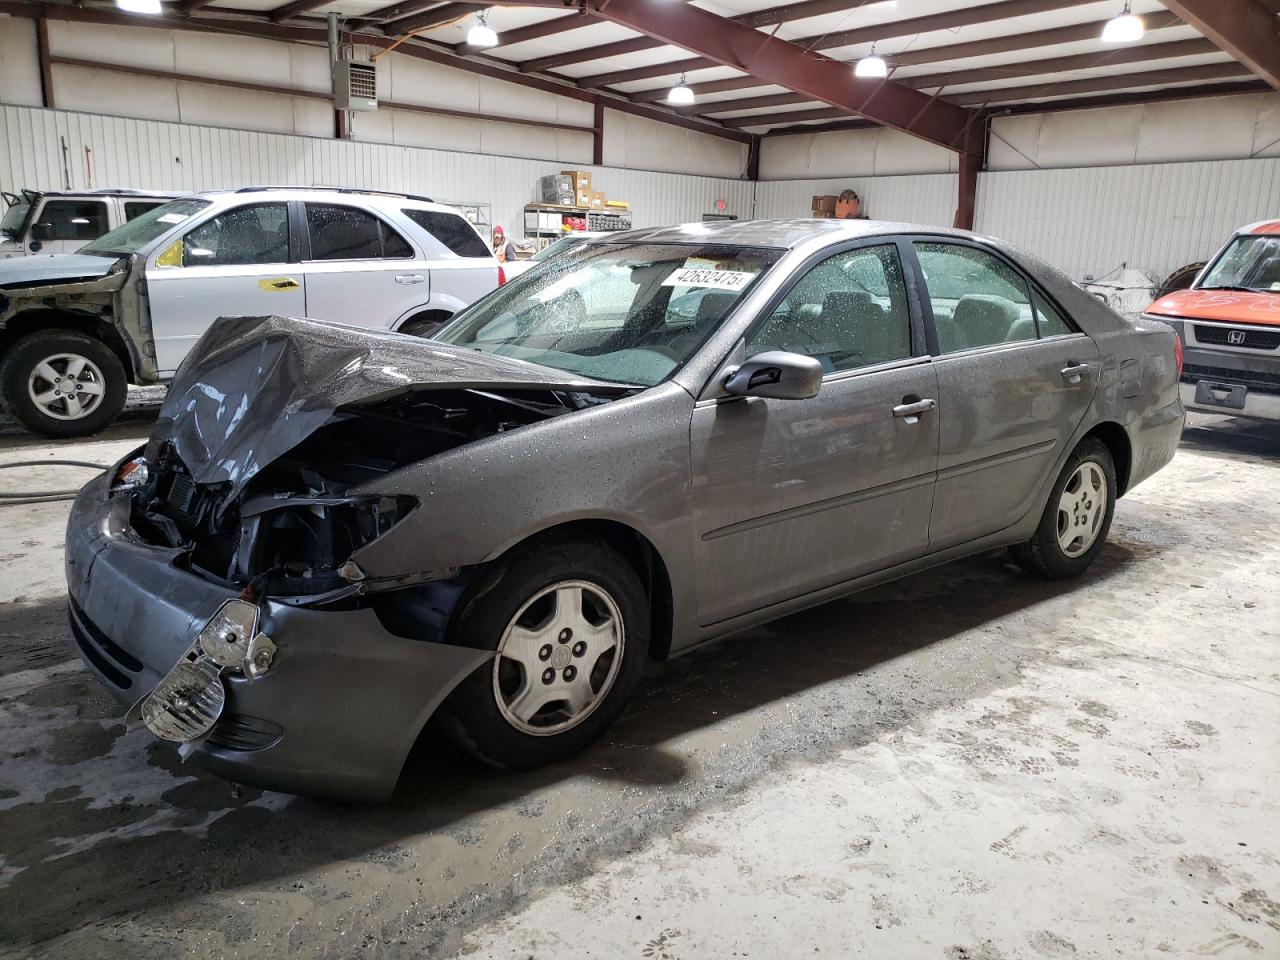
left=0, top=104, right=752, bottom=239
left=753, top=173, right=958, bottom=227
left=975, top=157, right=1280, bottom=281
left=601, top=109, right=749, bottom=179
left=0, top=18, right=42, bottom=108
left=759, top=127, right=957, bottom=180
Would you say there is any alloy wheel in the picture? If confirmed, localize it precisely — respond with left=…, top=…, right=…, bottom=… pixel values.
left=26, top=352, right=108, bottom=421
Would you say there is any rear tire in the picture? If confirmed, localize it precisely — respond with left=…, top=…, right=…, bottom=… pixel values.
left=0, top=329, right=128, bottom=438
left=440, top=536, right=649, bottom=770
left=1010, top=437, right=1116, bottom=580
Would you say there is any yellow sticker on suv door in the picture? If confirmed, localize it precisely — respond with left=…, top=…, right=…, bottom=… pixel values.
left=258, top=277, right=300, bottom=292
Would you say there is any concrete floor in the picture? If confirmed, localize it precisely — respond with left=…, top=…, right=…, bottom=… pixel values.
left=0, top=413, right=1277, bottom=959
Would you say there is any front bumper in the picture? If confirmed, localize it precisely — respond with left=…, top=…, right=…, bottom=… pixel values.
left=65, top=473, right=491, bottom=801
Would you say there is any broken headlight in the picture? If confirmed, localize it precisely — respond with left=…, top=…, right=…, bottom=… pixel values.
left=138, top=599, right=277, bottom=743
left=111, top=455, right=149, bottom=494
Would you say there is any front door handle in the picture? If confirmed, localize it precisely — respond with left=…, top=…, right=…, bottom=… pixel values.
left=395, top=274, right=425, bottom=285
left=893, top=397, right=936, bottom=423
left=1060, top=361, right=1090, bottom=384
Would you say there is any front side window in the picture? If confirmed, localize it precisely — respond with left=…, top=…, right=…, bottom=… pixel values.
left=746, top=244, right=912, bottom=373
left=1199, top=234, right=1280, bottom=292
left=915, top=242, right=1038, bottom=354
left=306, top=204, right=412, bottom=261
left=33, top=200, right=109, bottom=241
left=401, top=209, right=490, bottom=258
left=435, top=243, right=782, bottom=386
left=81, top=198, right=209, bottom=258
left=182, top=203, right=290, bottom=266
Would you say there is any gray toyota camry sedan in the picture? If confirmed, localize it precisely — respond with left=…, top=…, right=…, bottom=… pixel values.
left=65, top=219, right=1184, bottom=800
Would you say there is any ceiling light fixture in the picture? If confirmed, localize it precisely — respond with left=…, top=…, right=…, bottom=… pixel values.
left=116, top=0, right=162, bottom=13
left=1101, top=2, right=1144, bottom=43
left=467, top=13, right=498, bottom=48
left=855, top=45, right=888, bottom=79
left=668, top=75, right=695, bottom=105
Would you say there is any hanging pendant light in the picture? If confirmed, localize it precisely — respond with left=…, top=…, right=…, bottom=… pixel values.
left=854, top=45, right=888, bottom=79
left=467, top=13, right=498, bottom=48
left=668, top=75, right=695, bottom=105
left=1101, top=2, right=1144, bottom=43
left=117, top=0, right=162, bottom=13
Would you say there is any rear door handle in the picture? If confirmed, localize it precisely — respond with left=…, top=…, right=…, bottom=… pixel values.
left=1061, top=361, right=1090, bottom=383
left=395, top=274, right=425, bottom=285
left=893, top=398, right=936, bottom=423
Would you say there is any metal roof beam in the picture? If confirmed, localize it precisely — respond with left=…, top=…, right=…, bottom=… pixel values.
left=266, top=0, right=334, bottom=22
left=583, top=0, right=981, bottom=152
left=525, top=0, right=1087, bottom=75
left=1161, top=0, right=1280, bottom=90
left=468, top=10, right=601, bottom=52
left=949, top=61, right=1254, bottom=105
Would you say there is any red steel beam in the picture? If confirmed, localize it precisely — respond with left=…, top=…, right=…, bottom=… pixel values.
left=469, top=10, right=601, bottom=52
left=991, top=78, right=1271, bottom=115
left=583, top=0, right=980, bottom=152
left=949, top=61, right=1254, bottom=105
left=616, top=8, right=1181, bottom=96
left=266, top=0, right=332, bottom=22
left=1161, top=0, right=1280, bottom=90
left=525, top=0, right=1087, bottom=75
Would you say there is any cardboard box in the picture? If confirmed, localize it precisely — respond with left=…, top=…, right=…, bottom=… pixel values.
left=524, top=210, right=540, bottom=232
left=575, top=191, right=592, bottom=207
left=811, top=194, right=837, bottom=213
left=810, top=210, right=835, bottom=219
left=589, top=191, right=605, bottom=209
left=540, top=211, right=561, bottom=231
left=563, top=169, right=592, bottom=191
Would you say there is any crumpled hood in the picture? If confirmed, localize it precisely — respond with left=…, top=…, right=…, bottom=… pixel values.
left=1146, top=288, right=1280, bottom=327
left=147, top=314, right=626, bottom=494
left=0, top=253, right=122, bottom=288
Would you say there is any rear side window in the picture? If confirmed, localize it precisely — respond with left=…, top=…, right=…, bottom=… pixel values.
left=914, top=242, right=1038, bottom=354
left=34, top=200, right=109, bottom=240
left=1031, top=288, right=1073, bottom=337
left=124, top=200, right=167, bottom=221
left=401, top=209, right=490, bottom=258
left=306, top=204, right=413, bottom=260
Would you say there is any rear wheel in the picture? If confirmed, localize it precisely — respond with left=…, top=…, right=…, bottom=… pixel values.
left=441, top=537, right=648, bottom=769
left=1010, top=438, right=1116, bottom=580
left=0, top=329, right=127, bottom=438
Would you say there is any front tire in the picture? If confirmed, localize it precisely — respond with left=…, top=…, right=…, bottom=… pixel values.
left=0, top=329, right=127, bottom=438
left=441, top=536, right=649, bottom=769
left=1010, top=437, right=1116, bottom=580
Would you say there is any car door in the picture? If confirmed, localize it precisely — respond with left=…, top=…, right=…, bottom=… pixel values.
left=145, top=201, right=303, bottom=375
left=908, top=239, right=1099, bottom=551
left=296, top=202, right=428, bottom=330
left=689, top=240, right=939, bottom=626
left=27, top=198, right=110, bottom=255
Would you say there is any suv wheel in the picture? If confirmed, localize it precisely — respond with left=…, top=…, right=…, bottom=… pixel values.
left=0, top=329, right=128, bottom=438
left=441, top=536, right=649, bottom=769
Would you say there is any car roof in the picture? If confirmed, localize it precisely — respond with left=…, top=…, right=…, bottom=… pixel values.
left=191, top=186, right=447, bottom=209
left=31, top=188, right=182, bottom=199
left=608, top=218, right=983, bottom=252
left=1238, top=219, right=1280, bottom=235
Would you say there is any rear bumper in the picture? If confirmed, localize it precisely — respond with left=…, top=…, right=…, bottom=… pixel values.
left=65, top=473, right=490, bottom=801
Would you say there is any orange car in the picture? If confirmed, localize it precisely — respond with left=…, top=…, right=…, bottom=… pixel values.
left=1144, top=219, right=1280, bottom=421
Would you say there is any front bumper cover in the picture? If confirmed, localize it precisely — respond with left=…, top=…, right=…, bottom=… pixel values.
left=65, top=472, right=491, bottom=801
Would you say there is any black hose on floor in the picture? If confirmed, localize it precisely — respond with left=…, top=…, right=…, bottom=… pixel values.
left=0, top=460, right=109, bottom=504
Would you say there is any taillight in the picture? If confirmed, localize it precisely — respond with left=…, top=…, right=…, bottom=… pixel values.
left=497, top=265, right=506, bottom=286
left=1174, top=332, right=1183, bottom=377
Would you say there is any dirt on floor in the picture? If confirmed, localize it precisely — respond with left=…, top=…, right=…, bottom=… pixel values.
left=0, top=413, right=1276, bottom=959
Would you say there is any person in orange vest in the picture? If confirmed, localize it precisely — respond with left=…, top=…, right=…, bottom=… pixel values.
left=492, top=225, right=517, bottom=263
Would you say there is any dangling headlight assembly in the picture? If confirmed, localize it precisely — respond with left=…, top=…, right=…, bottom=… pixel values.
left=137, top=599, right=277, bottom=743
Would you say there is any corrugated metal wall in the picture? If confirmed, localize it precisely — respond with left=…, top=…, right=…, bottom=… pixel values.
left=0, top=104, right=756, bottom=236
left=753, top=173, right=958, bottom=226
left=975, top=157, right=1280, bottom=281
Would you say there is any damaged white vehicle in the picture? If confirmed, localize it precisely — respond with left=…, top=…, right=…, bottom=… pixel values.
left=0, top=188, right=501, bottom=437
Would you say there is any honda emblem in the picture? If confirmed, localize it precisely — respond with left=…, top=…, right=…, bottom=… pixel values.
left=1227, top=330, right=1246, bottom=345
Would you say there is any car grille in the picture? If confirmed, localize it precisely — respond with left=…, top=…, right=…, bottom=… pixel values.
left=69, top=599, right=142, bottom=689
left=167, top=471, right=197, bottom=514
left=1194, top=325, right=1280, bottom=350
left=1182, top=363, right=1280, bottom=395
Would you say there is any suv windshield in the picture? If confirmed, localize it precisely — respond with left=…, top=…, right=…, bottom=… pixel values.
left=1, top=198, right=32, bottom=239
left=435, top=242, right=781, bottom=386
left=1199, top=234, right=1280, bottom=292
left=80, top=198, right=210, bottom=257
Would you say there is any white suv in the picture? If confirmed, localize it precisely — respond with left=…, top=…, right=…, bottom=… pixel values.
left=1, top=188, right=181, bottom=258
left=0, top=187, right=502, bottom=437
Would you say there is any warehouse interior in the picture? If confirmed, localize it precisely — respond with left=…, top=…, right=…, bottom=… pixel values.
left=0, top=0, right=1278, bottom=957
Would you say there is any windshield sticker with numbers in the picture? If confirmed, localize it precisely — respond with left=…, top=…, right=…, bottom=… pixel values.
left=661, top=268, right=756, bottom=292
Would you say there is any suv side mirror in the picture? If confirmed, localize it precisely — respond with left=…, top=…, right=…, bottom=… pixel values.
left=723, top=351, right=822, bottom=400
left=30, top=222, right=54, bottom=241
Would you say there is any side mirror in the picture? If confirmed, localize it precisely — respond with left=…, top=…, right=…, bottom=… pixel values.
left=30, top=222, right=54, bottom=241
left=723, top=350, right=822, bottom=401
